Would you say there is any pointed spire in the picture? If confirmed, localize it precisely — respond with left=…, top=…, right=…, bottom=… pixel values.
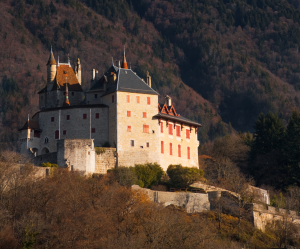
left=121, top=45, right=128, bottom=69
left=63, top=77, right=70, bottom=107
left=47, top=46, right=56, bottom=66
left=112, top=57, right=114, bottom=66
left=28, top=114, right=29, bottom=122
left=58, top=55, right=59, bottom=65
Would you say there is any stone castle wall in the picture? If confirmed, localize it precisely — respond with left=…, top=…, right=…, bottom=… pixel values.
left=95, top=148, right=117, bottom=174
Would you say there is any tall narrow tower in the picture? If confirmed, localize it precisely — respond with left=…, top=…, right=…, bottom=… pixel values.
left=75, top=58, right=82, bottom=85
left=47, top=46, right=57, bottom=91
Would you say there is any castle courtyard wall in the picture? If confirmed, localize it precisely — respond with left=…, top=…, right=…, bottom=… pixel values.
left=95, top=148, right=117, bottom=174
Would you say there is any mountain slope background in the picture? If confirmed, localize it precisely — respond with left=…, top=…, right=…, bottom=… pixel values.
left=2, top=0, right=300, bottom=149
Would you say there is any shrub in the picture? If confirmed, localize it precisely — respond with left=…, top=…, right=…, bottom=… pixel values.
left=108, top=167, right=138, bottom=187
left=132, top=163, right=164, bottom=188
left=41, top=162, right=58, bottom=168
left=95, top=147, right=106, bottom=155
left=167, top=165, right=204, bottom=188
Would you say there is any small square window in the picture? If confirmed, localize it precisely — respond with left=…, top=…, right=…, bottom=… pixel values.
left=143, top=125, right=149, bottom=133
left=51, top=117, right=54, bottom=122
left=143, top=112, right=147, bottom=118
left=146, top=142, right=149, bottom=147
left=95, top=113, right=99, bottom=119
left=130, top=140, right=134, bottom=147
left=92, top=128, right=96, bottom=133
left=127, top=126, right=131, bottom=132
left=83, top=114, right=87, bottom=119
left=127, top=111, right=131, bottom=117
left=63, top=130, right=66, bottom=135
left=67, top=115, right=70, bottom=120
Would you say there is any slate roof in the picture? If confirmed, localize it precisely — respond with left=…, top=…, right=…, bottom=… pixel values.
left=87, top=66, right=158, bottom=96
left=18, top=120, right=41, bottom=131
left=154, top=113, right=202, bottom=127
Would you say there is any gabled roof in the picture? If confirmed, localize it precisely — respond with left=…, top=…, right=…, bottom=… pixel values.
left=52, top=65, right=83, bottom=92
left=87, top=66, right=158, bottom=96
left=154, top=113, right=202, bottom=127
left=18, top=120, right=41, bottom=131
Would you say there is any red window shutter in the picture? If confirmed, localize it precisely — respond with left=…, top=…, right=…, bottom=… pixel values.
left=187, top=147, right=190, bottom=159
left=127, top=111, right=131, bottom=117
left=147, top=97, right=151, bottom=105
left=95, top=113, right=99, bottom=119
left=143, top=112, right=147, bottom=118
left=112, top=95, right=114, bottom=103
left=170, top=143, right=173, bottom=155
left=67, top=115, right=70, bottom=120
left=160, top=122, right=164, bottom=133
left=55, top=130, right=59, bottom=139
left=137, top=96, right=140, bottom=103
left=92, top=128, right=95, bottom=133
left=143, top=125, right=149, bottom=133
left=186, top=129, right=190, bottom=139
left=51, top=117, right=54, bottom=122
left=63, top=130, right=66, bottom=135
left=161, top=141, right=164, bottom=154
left=178, top=145, right=181, bottom=157
left=168, top=124, right=173, bottom=135
left=126, top=95, right=130, bottom=103
left=176, top=126, right=181, bottom=137
left=127, top=126, right=131, bottom=132
left=83, top=114, right=87, bottom=119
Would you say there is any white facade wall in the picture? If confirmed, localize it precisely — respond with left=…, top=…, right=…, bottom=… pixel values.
left=34, top=106, right=109, bottom=155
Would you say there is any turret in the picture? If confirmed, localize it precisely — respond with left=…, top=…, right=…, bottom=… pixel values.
left=46, top=46, right=57, bottom=91
left=75, top=58, right=82, bottom=85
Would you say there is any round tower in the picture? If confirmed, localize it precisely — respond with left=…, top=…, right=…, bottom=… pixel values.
left=47, top=47, right=57, bottom=91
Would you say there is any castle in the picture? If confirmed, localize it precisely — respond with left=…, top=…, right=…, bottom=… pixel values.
left=19, top=48, right=201, bottom=173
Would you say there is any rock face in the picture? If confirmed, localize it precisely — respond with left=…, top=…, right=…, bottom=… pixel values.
left=132, top=185, right=210, bottom=213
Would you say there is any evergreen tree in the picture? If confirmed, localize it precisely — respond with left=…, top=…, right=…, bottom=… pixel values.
left=283, top=110, right=300, bottom=186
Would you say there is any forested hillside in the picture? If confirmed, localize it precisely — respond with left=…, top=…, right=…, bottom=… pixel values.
left=3, top=0, right=300, bottom=149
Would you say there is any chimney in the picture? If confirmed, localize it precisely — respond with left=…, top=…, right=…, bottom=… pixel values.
left=146, top=71, right=152, bottom=88
left=95, top=70, right=99, bottom=80
left=92, top=69, right=95, bottom=80
left=165, top=95, right=171, bottom=106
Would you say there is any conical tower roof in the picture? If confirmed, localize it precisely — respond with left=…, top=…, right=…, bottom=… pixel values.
left=47, top=46, right=56, bottom=65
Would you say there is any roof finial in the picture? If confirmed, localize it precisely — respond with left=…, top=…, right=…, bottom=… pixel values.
left=122, top=45, right=128, bottom=69
left=58, top=55, right=59, bottom=65
left=112, top=57, right=114, bottom=66
left=130, top=62, right=131, bottom=69
left=28, top=114, right=29, bottom=122
left=68, top=54, right=70, bottom=66
left=51, top=44, right=53, bottom=54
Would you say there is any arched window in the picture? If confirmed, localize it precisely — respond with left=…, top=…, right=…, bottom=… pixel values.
left=44, top=137, right=49, bottom=143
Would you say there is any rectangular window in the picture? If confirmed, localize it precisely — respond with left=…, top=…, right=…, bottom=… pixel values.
left=72, top=92, right=74, bottom=96
left=112, top=95, right=114, bottom=103
left=160, top=122, right=164, bottom=133
left=161, top=141, right=164, bottom=154
left=55, top=130, right=59, bottom=139
left=136, top=96, right=140, bottom=103
left=186, top=129, right=190, bottom=139
left=131, top=140, right=134, bottom=147
left=170, top=143, right=173, bottom=155
left=176, top=126, right=181, bottom=137
left=126, top=95, right=130, bottom=103
left=127, top=111, right=131, bottom=117
left=51, top=117, right=54, bottom=122
left=83, top=114, right=87, bottom=119
left=143, top=125, right=149, bottom=133
left=92, top=128, right=95, bottom=133
left=178, top=144, right=181, bottom=157
left=187, top=147, right=190, bottom=159
left=94, top=94, right=97, bottom=98
left=147, top=97, right=151, bottom=105
left=66, top=115, right=70, bottom=120
left=143, top=112, right=147, bottom=118
left=63, top=130, right=66, bottom=135
left=95, top=113, right=99, bottom=119
left=127, top=126, right=131, bottom=132
left=146, top=142, right=149, bottom=148
left=168, top=124, right=173, bottom=135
